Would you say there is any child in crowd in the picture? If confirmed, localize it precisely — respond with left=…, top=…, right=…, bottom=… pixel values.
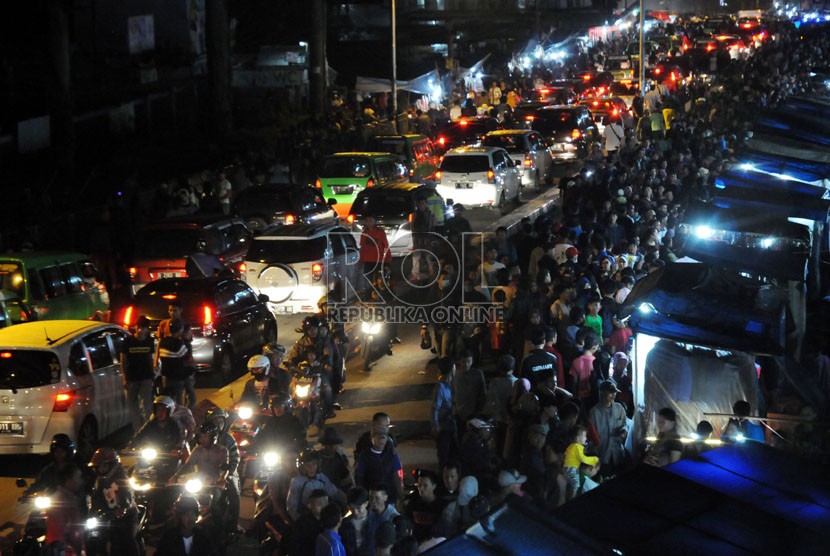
left=562, top=425, right=600, bottom=501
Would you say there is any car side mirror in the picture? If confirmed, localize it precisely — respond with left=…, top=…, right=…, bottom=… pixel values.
left=327, top=198, right=337, bottom=206
left=258, top=293, right=270, bottom=303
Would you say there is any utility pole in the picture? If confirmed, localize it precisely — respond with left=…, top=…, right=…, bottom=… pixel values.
left=638, top=0, right=645, bottom=97
left=391, top=0, right=397, bottom=128
left=48, top=0, right=75, bottom=186
left=310, top=0, right=327, bottom=115
left=206, top=0, right=232, bottom=138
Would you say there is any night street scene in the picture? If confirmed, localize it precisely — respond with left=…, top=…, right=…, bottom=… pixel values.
left=1, top=1, right=829, bottom=555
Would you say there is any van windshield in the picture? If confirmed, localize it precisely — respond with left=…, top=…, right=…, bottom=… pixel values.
left=247, top=237, right=327, bottom=264
left=0, top=350, right=61, bottom=388
left=440, top=155, right=490, bottom=173
left=351, top=193, right=414, bottom=217
left=320, top=157, right=371, bottom=178
left=482, top=135, right=524, bottom=153
left=0, top=262, right=25, bottom=298
left=136, top=229, right=202, bottom=258
left=371, top=140, right=406, bottom=157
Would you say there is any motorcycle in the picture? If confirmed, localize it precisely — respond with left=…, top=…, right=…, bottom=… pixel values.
left=13, top=480, right=52, bottom=556
left=251, top=449, right=296, bottom=556
left=360, top=318, right=392, bottom=372
left=170, top=473, right=234, bottom=554
left=85, top=503, right=148, bottom=556
left=121, top=446, right=187, bottom=535
left=291, top=362, right=323, bottom=428
left=229, top=402, right=270, bottom=489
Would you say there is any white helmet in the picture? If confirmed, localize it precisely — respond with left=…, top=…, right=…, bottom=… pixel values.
left=247, top=354, right=271, bottom=375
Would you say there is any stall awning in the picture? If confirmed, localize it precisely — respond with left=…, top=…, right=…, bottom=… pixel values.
left=354, top=69, right=440, bottom=95
left=735, top=151, right=830, bottom=186
left=713, top=169, right=830, bottom=222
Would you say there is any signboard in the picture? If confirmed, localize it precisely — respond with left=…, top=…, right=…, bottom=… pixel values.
left=128, top=15, right=155, bottom=54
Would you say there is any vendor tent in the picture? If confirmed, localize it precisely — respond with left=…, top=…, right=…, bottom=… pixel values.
left=354, top=69, right=441, bottom=96
left=735, top=151, right=830, bottom=186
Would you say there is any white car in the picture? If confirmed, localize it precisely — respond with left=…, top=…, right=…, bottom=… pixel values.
left=0, top=321, right=132, bottom=458
left=243, top=222, right=361, bottom=314
left=435, top=146, right=522, bottom=210
left=481, top=130, right=553, bottom=189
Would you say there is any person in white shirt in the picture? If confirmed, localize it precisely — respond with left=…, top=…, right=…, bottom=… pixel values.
left=603, top=117, right=624, bottom=159
left=478, top=247, right=505, bottom=289
left=215, top=171, right=232, bottom=215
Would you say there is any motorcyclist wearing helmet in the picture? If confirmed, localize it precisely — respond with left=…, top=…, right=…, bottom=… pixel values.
left=23, top=434, right=86, bottom=498
left=241, top=354, right=281, bottom=409
left=172, top=422, right=229, bottom=487
left=155, top=495, right=216, bottom=556
left=89, top=448, right=140, bottom=556
left=286, top=449, right=346, bottom=521
left=255, top=393, right=307, bottom=459
left=132, top=396, right=185, bottom=453
left=205, top=407, right=242, bottom=533
left=263, top=342, right=293, bottom=397
left=289, top=315, right=338, bottom=419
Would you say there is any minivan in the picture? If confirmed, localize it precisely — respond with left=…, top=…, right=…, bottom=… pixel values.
left=0, top=320, right=132, bottom=458
left=0, top=252, right=109, bottom=322
left=368, top=135, right=439, bottom=183
left=316, top=153, right=408, bottom=217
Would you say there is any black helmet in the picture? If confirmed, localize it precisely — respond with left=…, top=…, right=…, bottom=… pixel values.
left=175, top=494, right=200, bottom=515
left=197, top=422, right=219, bottom=442
left=302, top=315, right=322, bottom=330
left=269, top=392, right=293, bottom=413
left=297, top=449, right=320, bottom=468
left=50, top=434, right=76, bottom=458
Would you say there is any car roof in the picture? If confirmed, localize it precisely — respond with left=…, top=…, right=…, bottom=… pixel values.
left=0, top=320, right=116, bottom=348
left=324, top=152, right=397, bottom=158
left=357, top=182, right=427, bottom=193
left=256, top=222, right=343, bottom=239
left=371, top=134, right=428, bottom=141
left=135, top=276, right=236, bottom=295
left=0, top=252, right=89, bottom=266
left=143, top=214, right=245, bottom=230
left=537, top=104, right=585, bottom=112
left=443, top=146, right=500, bottom=156
left=485, top=129, right=534, bottom=136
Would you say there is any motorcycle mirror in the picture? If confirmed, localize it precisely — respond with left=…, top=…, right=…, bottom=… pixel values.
left=15, top=478, right=27, bottom=488
left=294, top=327, right=303, bottom=334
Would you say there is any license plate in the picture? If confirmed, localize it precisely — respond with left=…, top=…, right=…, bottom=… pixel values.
left=158, top=272, right=181, bottom=278
left=332, top=186, right=353, bottom=195
left=274, top=305, right=293, bottom=314
left=455, top=183, right=469, bottom=189
left=0, top=422, right=23, bottom=434
left=552, top=144, right=565, bottom=152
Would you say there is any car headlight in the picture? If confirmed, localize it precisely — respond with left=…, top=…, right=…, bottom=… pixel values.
left=295, top=384, right=311, bottom=399
left=86, top=517, right=99, bottom=530
left=141, top=448, right=158, bottom=461
left=237, top=406, right=254, bottom=420
left=263, top=451, right=280, bottom=468
left=185, top=479, right=203, bottom=494
left=34, top=496, right=52, bottom=509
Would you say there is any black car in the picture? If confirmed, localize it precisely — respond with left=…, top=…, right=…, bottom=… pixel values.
left=435, top=117, right=502, bottom=154
left=529, top=105, right=598, bottom=163
left=232, top=184, right=338, bottom=234
left=121, top=276, right=277, bottom=382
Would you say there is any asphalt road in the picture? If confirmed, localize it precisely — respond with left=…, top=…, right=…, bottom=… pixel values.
left=0, top=165, right=573, bottom=554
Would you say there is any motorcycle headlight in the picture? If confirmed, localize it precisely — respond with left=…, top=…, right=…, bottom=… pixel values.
left=237, top=406, right=254, bottom=420
left=34, top=496, right=52, bottom=509
left=86, top=517, right=99, bottom=530
left=263, top=451, right=280, bottom=468
left=240, top=439, right=250, bottom=447
left=185, top=479, right=203, bottom=494
left=362, top=322, right=381, bottom=334
left=128, top=477, right=152, bottom=492
left=295, top=384, right=311, bottom=398
left=141, top=448, right=158, bottom=461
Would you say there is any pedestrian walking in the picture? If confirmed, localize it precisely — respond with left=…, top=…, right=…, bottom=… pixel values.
left=120, top=316, right=156, bottom=432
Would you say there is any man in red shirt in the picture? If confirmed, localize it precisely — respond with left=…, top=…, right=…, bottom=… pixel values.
left=569, top=332, right=599, bottom=410
left=359, top=215, right=391, bottom=281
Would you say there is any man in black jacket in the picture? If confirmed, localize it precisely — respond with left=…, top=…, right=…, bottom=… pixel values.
left=155, top=495, right=216, bottom=556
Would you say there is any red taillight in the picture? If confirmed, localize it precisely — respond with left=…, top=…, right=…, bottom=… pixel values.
left=203, top=305, right=215, bottom=336
left=459, top=120, right=468, bottom=126
left=53, top=392, right=74, bottom=412
left=312, top=263, right=323, bottom=282
left=408, top=213, right=413, bottom=223
left=0, top=352, right=11, bottom=359
left=539, top=88, right=550, bottom=94
left=162, top=294, right=177, bottom=300
left=285, top=214, right=296, bottom=225
left=438, top=136, right=446, bottom=146
left=592, top=100, right=599, bottom=106
left=612, top=108, right=619, bottom=116
left=706, top=44, right=715, bottom=52
left=366, top=179, right=374, bottom=188
left=435, top=170, right=442, bottom=182
left=524, top=155, right=532, bottom=167
left=238, top=262, right=247, bottom=274
left=525, top=115, right=535, bottom=122
left=122, top=306, right=134, bottom=327
left=315, top=179, right=321, bottom=189
left=128, top=267, right=137, bottom=279
left=487, top=169, right=495, bottom=183
left=571, top=129, right=581, bottom=139
left=671, top=72, right=677, bottom=82
left=582, top=74, right=591, bottom=81
left=346, top=214, right=355, bottom=225
left=655, top=67, right=662, bottom=75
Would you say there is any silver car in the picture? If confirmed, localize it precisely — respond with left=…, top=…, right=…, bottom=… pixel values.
left=435, top=146, right=522, bottom=210
left=481, top=130, right=553, bottom=189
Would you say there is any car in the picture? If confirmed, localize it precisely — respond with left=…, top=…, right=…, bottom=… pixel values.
left=119, top=276, right=277, bottom=382
left=527, top=86, right=578, bottom=105
left=573, top=71, right=615, bottom=98
left=434, top=117, right=501, bottom=154
left=608, top=82, right=640, bottom=109
left=0, top=320, right=133, bottom=458
left=625, top=40, right=660, bottom=67
left=578, top=97, right=630, bottom=133
left=129, top=215, right=252, bottom=294
left=0, top=290, right=35, bottom=328
left=316, top=152, right=408, bottom=217
left=232, top=184, right=338, bottom=234
left=367, top=134, right=440, bottom=183
left=528, top=105, right=598, bottom=163
left=605, top=55, right=636, bottom=83
left=435, top=146, right=521, bottom=210
left=713, top=34, right=749, bottom=59
left=347, top=183, right=451, bottom=258
left=649, top=62, right=688, bottom=91
left=481, top=129, right=553, bottom=189
left=243, top=222, right=361, bottom=314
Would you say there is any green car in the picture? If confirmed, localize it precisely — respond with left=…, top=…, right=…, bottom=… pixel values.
left=316, top=152, right=407, bottom=217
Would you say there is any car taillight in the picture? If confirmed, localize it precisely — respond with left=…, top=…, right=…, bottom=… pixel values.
left=53, top=391, right=74, bottom=412
left=128, top=267, right=137, bottom=280
left=285, top=214, right=296, bottom=225
left=524, top=155, right=532, bottom=167
left=654, top=67, right=662, bottom=75
left=238, top=262, right=247, bottom=274
left=122, top=306, right=134, bottom=327
left=366, top=178, right=374, bottom=188
left=203, top=305, right=215, bottom=336
left=612, top=108, right=619, bottom=117
left=312, top=263, right=323, bottom=282
left=438, top=136, right=446, bottom=146
left=671, top=72, right=677, bottom=82
left=459, top=120, right=468, bottom=126
left=572, top=129, right=581, bottom=139
left=525, top=115, right=535, bottom=122
left=0, top=352, right=11, bottom=359
left=408, top=213, right=413, bottom=223
left=706, top=44, right=715, bottom=52
left=346, top=214, right=355, bottom=225
left=409, top=168, right=414, bottom=176
left=315, top=179, right=321, bottom=189
left=435, top=170, right=442, bottom=182
left=487, top=169, right=495, bottom=183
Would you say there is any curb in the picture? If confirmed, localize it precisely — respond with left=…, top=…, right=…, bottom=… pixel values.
left=483, top=185, right=560, bottom=236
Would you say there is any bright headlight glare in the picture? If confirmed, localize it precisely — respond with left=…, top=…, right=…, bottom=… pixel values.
left=185, top=479, right=203, bottom=494
left=264, top=452, right=280, bottom=468
left=735, top=433, right=746, bottom=443
left=695, top=225, right=715, bottom=239
left=237, top=406, right=254, bottom=420
left=362, top=322, right=381, bottom=334
left=141, top=448, right=158, bottom=461
left=129, top=477, right=152, bottom=492
left=34, top=496, right=52, bottom=509
left=295, top=384, right=311, bottom=398
left=240, top=439, right=250, bottom=447
left=86, top=517, right=99, bottom=530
